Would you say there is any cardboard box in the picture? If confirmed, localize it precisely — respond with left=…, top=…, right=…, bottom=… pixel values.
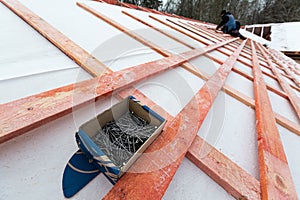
left=76, top=96, right=166, bottom=183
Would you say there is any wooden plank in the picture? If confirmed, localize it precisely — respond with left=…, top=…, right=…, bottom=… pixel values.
left=104, top=39, right=247, bottom=200
left=251, top=41, right=298, bottom=199
left=121, top=11, right=195, bottom=49
left=78, top=5, right=260, bottom=198
left=187, top=136, right=261, bottom=200
left=257, top=43, right=300, bottom=120
left=135, top=18, right=300, bottom=136
left=1, top=0, right=108, bottom=77
left=149, top=15, right=219, bottom=48
left=183, top=61, right=300, bottom=137
left=118, top=88, right=261, bottom=200
left=268, top=49, right=300, bottom=87
left=0, top=35, right=233, bottom=144
left=205, top=53, right=289, bottom=99
left=77, top=2, right=171, bottom=57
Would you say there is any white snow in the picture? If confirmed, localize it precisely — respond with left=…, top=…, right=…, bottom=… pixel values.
left=270, top=22, right=300, bottom=51
left=243, top=22, right=300, bottom=52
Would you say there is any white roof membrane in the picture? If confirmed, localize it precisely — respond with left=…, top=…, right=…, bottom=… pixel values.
left=1, top=0, right=299, bottom=199
left=197, top=91, right=259, bottom=179
left=225, top=71, right=255, bottom=99
left=268, top=91, right=300, bottom=125
left=278, top=124, right=300, bottom=197
left=0, top=3, right=91, bottom=104
left=134, top=67, right=205, bottom=117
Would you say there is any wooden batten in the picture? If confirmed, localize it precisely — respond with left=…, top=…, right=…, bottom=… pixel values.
left=251, top=41, right=298, bottom=200
left=257, top=43, right=300, bottom=121
left=104, top=39, right=247, bottom=200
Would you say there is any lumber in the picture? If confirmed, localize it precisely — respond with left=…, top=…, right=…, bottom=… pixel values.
left=251, top=41, right=297, bottom=199
left=0, top=35, right=233, bottom=144
left=1, top=0, right=108, bottom=77
left=257, top=43, right=300, bottom=121
left=118, top=88, right=261, bottom=200
left=104, top=39, right=247, bottom=200
left=121, top=11, right=195, bottom=49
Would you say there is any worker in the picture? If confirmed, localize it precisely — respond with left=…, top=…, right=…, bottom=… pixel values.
left=216, top=10, right=246, bottom=40
left=216, top=10, right=236, bottom=34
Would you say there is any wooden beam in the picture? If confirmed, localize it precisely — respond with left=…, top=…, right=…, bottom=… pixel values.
left=142, top=16, right=300, bottom=136
left=257, top=43, right=300, bottom=120
left=77, top=2, right=171, bottom=57
left=104, top=38, right=247, bottom=200
left=121, top=11, right=195, bottom=49
left=118, top=87, right=261, bottom=200
left=1, top=0, right=108, bottom=77
left=187, top=136, right=261, bottom=200
left=204, top=53, right=289, bottom=99
left=190, top=22, right=271, bottom=66
left=0, top=41, right=231, bottom=144
left=251, top=41, right=298, bottom=199
left=268, top=49, right=300, bottom=87
left=78, top=5, right=260, bottom=198
left=182, top=56, right=300, bottom=137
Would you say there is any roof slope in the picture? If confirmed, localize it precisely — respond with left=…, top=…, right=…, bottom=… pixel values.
left=0, top=0, right=300, bottom=199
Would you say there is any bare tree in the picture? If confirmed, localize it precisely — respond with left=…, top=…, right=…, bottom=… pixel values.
left=163, top=0, right=300, bottom=25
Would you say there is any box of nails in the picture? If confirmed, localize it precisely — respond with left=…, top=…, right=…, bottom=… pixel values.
left=75, top=96, right=166, bottom=184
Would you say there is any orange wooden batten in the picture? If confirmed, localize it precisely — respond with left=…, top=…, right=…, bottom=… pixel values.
left=168, top=21, right=300, bottom=113
left=184, top=21, right=289, bottom=76
left=269, top=50, right=300, bottom=87
left=76, top=5, right=262, bottom=198
left=1, top=2, right=260, bottom=198
left=147, top=14, right=300, bottom=136
left=118, top=88, right=261, bottom=200
left=251, top=41, right=298, bottom=199
left=123, top=12, right=298, bottom=100
left=121, top=10, right=300, bottom=137
left=257, top=43, right=300, bottom=120
left=0, top=40, right=233, bottom=144
left=121, top=10, right=195, bottom=49
left=1, top=0, right=109, bottom=77
left=104, top=39, right=247, bottom=200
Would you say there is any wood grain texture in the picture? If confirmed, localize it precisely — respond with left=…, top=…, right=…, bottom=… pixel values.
left=251, top=41, right=298, bottom=200
left=103, top=39, right=247, bottom=200
left=118, top=87, right=261, bottom=200
left=183, top=59, right=300, bottom=137
left=257, top=43, right=300, bottom=121
left=1, top=0, right=108, bottom=77
left=269, top=49, right=300, bottom=88
left=121, top=11, right=195, bottom=49
left=0, top=31, right=233, bottom=144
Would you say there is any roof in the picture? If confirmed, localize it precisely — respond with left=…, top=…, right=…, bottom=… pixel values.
left=1, top=0, right=300, bottom=199
left=245, top=22, right=300, bottom=52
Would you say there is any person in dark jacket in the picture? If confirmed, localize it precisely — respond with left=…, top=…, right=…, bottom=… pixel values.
left=216, top=10, right=246, bottom=40
left=216, top=10, right=236, bottom=33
